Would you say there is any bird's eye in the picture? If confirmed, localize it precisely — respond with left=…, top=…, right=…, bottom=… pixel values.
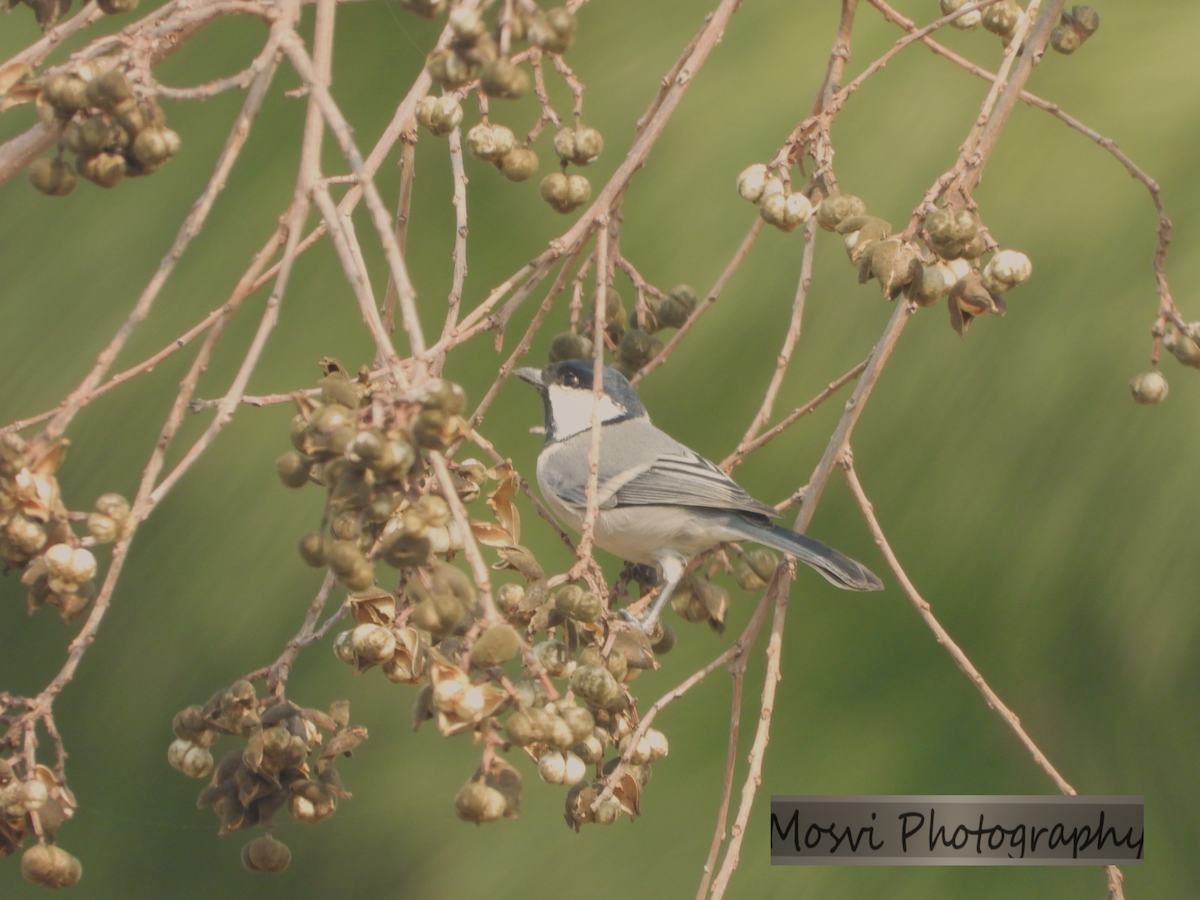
left=563, top=372, right=579, bottom=387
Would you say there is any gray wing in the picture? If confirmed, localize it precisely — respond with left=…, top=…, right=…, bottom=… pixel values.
left=541, top=418, right=778, bottom=518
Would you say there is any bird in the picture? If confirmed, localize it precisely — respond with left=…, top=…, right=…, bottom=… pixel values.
left=514, top=359, right=884, bottom=631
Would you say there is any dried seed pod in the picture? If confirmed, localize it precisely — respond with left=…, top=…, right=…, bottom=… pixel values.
left=529, top=6, right=578, bottom=53
left=540, top=172, right=590, bottom=214
left=422, top=96, right=462, bottom=137
left=982, top=0, right=1021, bottom=37
left=619, top=732, right=653, bottom=765
left=85, top=512, right=117, bottom=544
left=289, top=781, right=337, bottom=824
left=572, top=733, right=606, bottom=764
left=566, top=173, right=591, bottom=207
left=643, top=727, right=669, bottom=761
left=275, top=450, right=311, bottom=488
left=980, top=249, right=1032, bottom=293
left=904, top=263, right=953, bottom=307
left=1067, top=5, right=1099, bottom=35
left=1051, top=24, right=1082, bottom=54
left=1129, top=371, right=1168, bottom=405
left=735, top=561, right=767, bottom=592
left=326, top=540, right=366, bottom=578
left=466, top=122, right=515, bottom=162
left=496, top=582, right=526, bottom=614
left=532, top=640, right=574, bottom=678
left=448, top=6, right=486, bottom=40
left=1163, top=323, right=1200, bottom=369
left=425, top=48, right=474, bottom=90
left=540, top=172, right=570, bottom=212
left=479, top=58, right=530, bottom=99
left=776, top=192, right=814, bottom=232
left=948, top=272, right=1006, bottom=336
left=43, top=73, right=89, bottom=115
left=351, top=623, right=396, bottom=665
left=840, top=220, right=886, bottom=270
left=559, top=705, right=595, bottom=743
left=168, top=738, right=214, bottom=778
left=44, top=543, right=96, bottom=585
left=130, top=127, right=175, bottom=168
left=415, top=95, right=438, bottom=130
left=3, top=514, right=46, bottom=557
left=471, top=624, right=520, bottom=667
left=554, top=125, right=603, bottom=166
left=538, top=750, right=586, bottom=785
left=815, top=192, right=866, bottom=231
left=241, top=835, right=291, bottom=874
left=21, top=844, right=82, bottom=889
left=454, top=780, right=506, bottom=823
left=617, top=329, right=664, bottom=373
left=867, top=239, right=921, bottom=298
left=940, top=0, right=980, bottom=30
left=498, top=146, right=538, bottom=181
left=548, top=331, right=593, bottom=363
left=77, top=152, right=126, bottom=188
left=554, top=584, right=603, bottom=622
left=569, top=664, right=623, bottom=709
left=333, top=630, right=357, bottom=665
left=86, top=69, right=133, bottom=115
left=758, top=192, right=788, bottom=229
left=736, top=164, right=770, bottom=204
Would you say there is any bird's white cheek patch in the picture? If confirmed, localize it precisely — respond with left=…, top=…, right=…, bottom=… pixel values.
left=547, top=384, right=626, bottom=438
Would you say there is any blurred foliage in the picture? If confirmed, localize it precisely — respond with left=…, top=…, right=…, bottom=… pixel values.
left=1, top=0, right=1197, bottom=897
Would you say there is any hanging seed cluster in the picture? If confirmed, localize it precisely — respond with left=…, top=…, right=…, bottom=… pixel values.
left=1130, top=319, right=1198, bottom=406
left=737, top=165, right=1035, bottom=338
left=29, top=67, right=180, bottom=197
left=546, top=282, right=698, bottom=380
left=261, top=357, right=756, bottom=832
left=737, top=164, right=816, bottom=234
left=1, top=434, right=130, bottom=624
left=409, top=1, right=599, bottom=214
left=169, top=681, right=367, bottom=873
left=277, top=361, right=484, bottom=597
left=1, top=758, right=80, bottom=888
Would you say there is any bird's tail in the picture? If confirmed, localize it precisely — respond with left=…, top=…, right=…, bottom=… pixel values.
left=735, top=520, right=884, bottom=592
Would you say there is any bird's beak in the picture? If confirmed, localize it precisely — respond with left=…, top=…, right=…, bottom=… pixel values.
left=513, top=367, right=546, bottom=390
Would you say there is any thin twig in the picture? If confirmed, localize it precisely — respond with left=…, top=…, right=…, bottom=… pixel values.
left=707, top=564, right=794, bottom=900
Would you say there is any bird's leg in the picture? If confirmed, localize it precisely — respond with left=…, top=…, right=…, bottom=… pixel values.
left=620, top=557, right=683, bottom=633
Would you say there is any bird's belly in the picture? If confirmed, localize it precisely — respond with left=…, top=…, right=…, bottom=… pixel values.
left=545, top=495, right=734, bottom=567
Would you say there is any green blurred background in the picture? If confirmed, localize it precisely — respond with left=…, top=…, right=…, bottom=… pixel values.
left=1, top=0, right=1196, bottom=897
